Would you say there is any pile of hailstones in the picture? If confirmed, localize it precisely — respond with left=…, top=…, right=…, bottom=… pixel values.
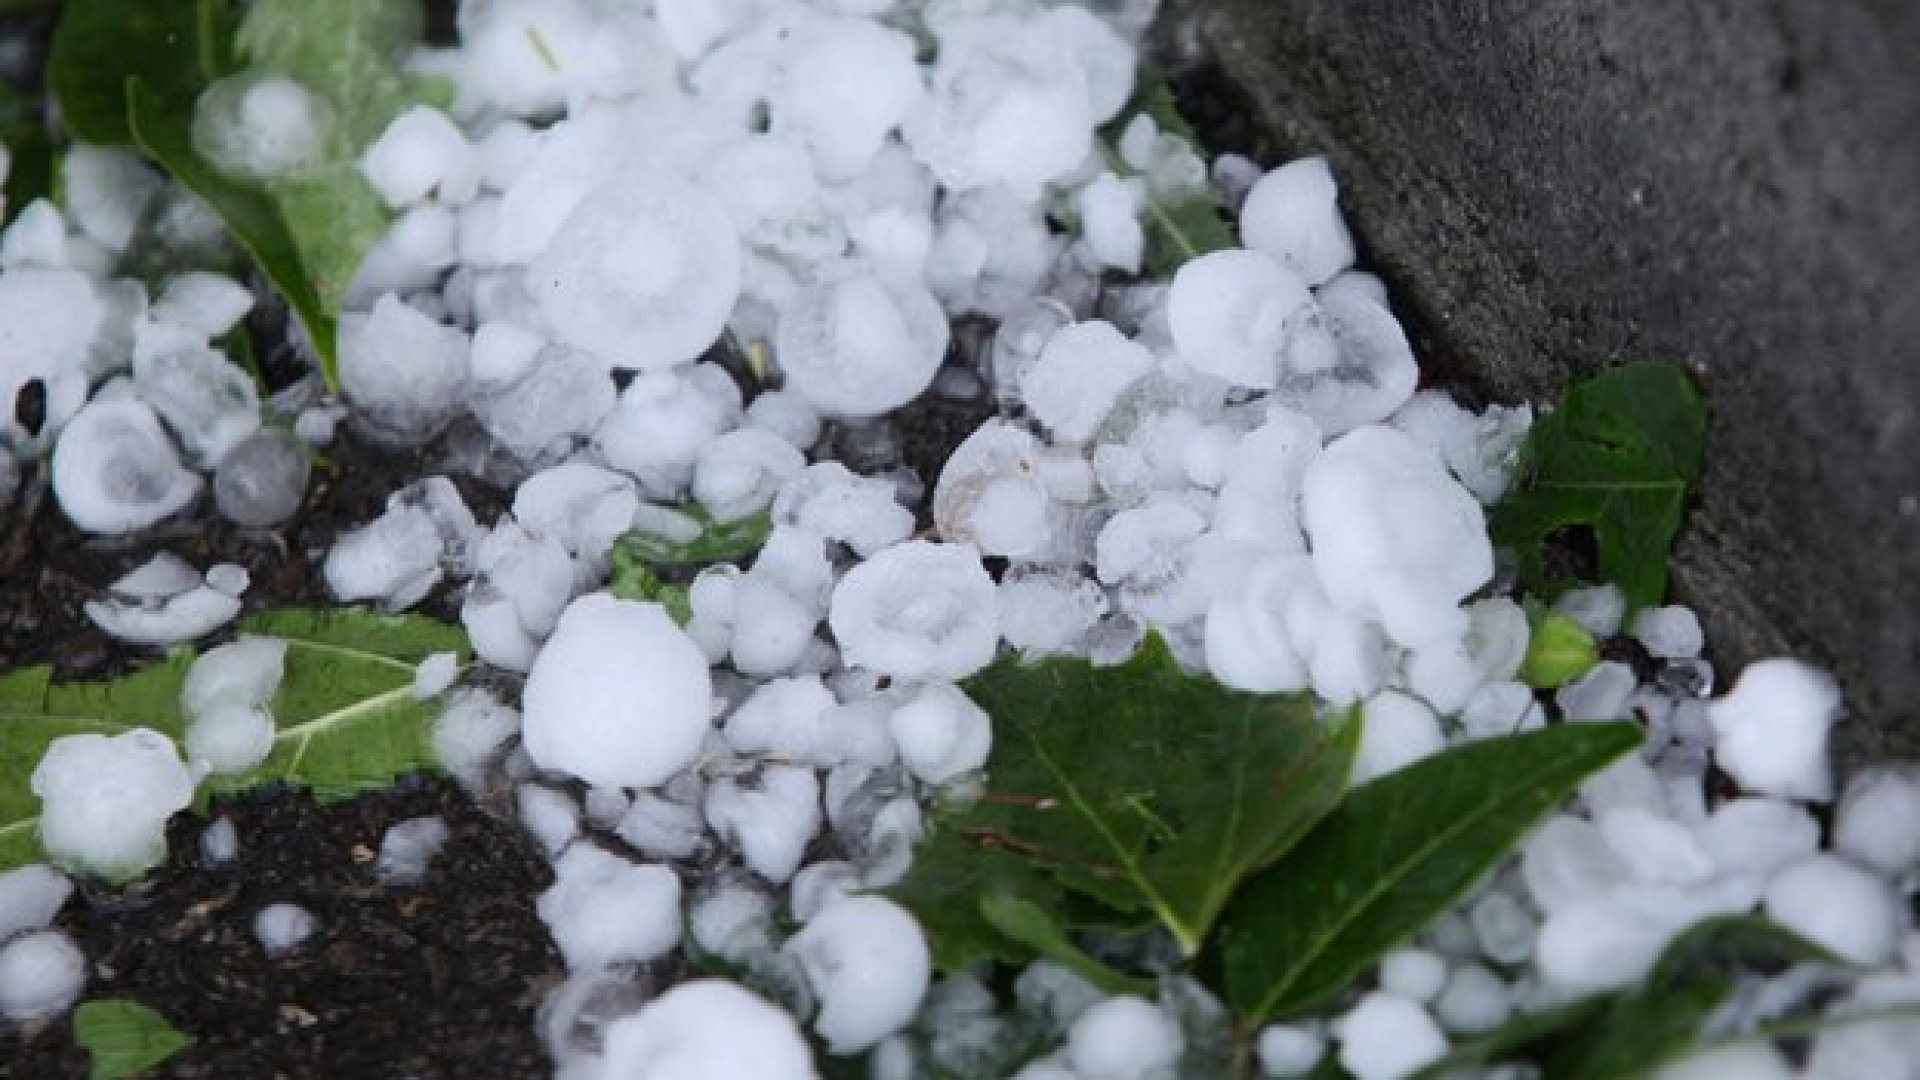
left=4, top=2, right=1920, bottom=1078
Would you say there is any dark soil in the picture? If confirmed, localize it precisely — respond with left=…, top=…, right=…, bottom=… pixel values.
left=0, top=775, right=561, bottom=1080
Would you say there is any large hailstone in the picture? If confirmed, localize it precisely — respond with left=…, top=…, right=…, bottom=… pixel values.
left=521, top=594, right=714, bottom=789
left=774, top=16, right=924, bottom=181
left=50, top=397, right=202, bottom=535
left=784, top=896, right=930, bottom=1054
left=527, top=171, right=741, bottom=371
left=1302, top=425, right=1493, bottom=650
left=1167, top=248, right=1314, bottom=390
left=599, top=980, right=815, bottom=1080
left=775, top=265, right=949, bottom=418
left=828, top=541, right=998, bottom=683
left=1239, top=156, right=1356, bottom=287
left=32, top=729, right=194, bottom=878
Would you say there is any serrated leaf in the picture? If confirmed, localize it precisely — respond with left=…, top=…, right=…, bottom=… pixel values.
left=73, top=998, right=194, bottom=1080
left=48, top=0, right=235, bottom=146
left=1218, top=722, right=1643, bottom=1022
left=901, top=635, right=1357, bottom=961
left=1416, top=916, right=1838, bottom=1080
left=0, top=608, right=466, bottom=872
left=1489, top=362, right=1707, bottom=611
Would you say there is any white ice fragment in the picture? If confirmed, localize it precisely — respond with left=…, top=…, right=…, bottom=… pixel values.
left=470, top=343, right=617, bottom=463
left=791, top=861, right=863, bottom=925
left=1535, top=897, right=1669, bottom=992
left=1706, top=658, right=1842, bottom=801
left=1333, top=991, right=1448, bottom=1080
left=431, top=689, right=519, bottom=791
left=50, top=397, right=201, bottom=534
left=184, top=703, right=274, bottom=777
left=200, top=817, right=239, bottom=865
left=785, top=895, right=930, bottom=1054
left=1696, top=796, right=1820, bottom=879
left=522, top=787, right=581, bottom=863
left=1065, top=995, right=1184, bottom=1080
left=0, top=931, right=85, bottom=1021
left=1352, top=691, right=1445, bottom=785
left=704, top=766, right=821, bottom=883
left=599, top=980, right=814, bottom=1080
left=1256, top=1023, right=1327, bottom=1078
left=182, top=636, right=286, bottom=718
left=1433, top=964, right=1510, bottom=1035
left=829, top=541, right=998, bottom=683
left=904, top=32, right=1095, bottom=197
left=1631, top=605, right=1705, bottom=660
left=1654, top=1044, right=1797, bottom=1080
left=774, top=16, right=923, bottom=181
left=360, top=107, right=480, bottom=208
left=1303, top=425, right=1493, bottom=649
left=1022, top=320, right=1154, bottom=444
left=998, top=567, right=1109, bottom=659
left=745, top=389, right=824, bottom=451
left=732, top=576, right=824, bottom=678
left=412, top=651, right=459, bottom=699
left=693, top=429, right=806, bottom=523
left=1168, top=248, right=1312, bottom=390
left=1272, top=289, right=1420, bottom=435
left=933, top=421, right=1055, bottom=560
left=1554, top=584, right=1627, bottom=638
left=522, top=595, right=713, bottom=790
left=338, top=293, right=470, bottom=445
left=595, top=364, right=742, bottom=497
left=61, top=146, right=163, bottom=255
left=1520, top=815, right=1631, bottom=914
left=1096, top=498, right=1209, bottom=625
left=151, top=271, right=252, bottom=340
left=776, top=464, right=915, bottom=560
left=888, top=682, right=990, bottom=786
left=537, top=843, right=682, bottom=972
left=1075, top=171, right=1145, bottom=274
left=529, top=172, right=740, bottom=372
left=378, top=816, right=450, bottom=886
left=1240, top=157, right=1355, bottom=287
left=84, top=554, right=241, bottom=645
left=777, top=265, right=949, bottom=418
left=1469, top=891, right=1536, bottom=966
left=253, top=902, right=317, bottom=956
left=615, top=793, right=707, bottom=862
left=1835, top=767, right=1920, bottom=878
left=512, top=462, right=640, bottom=569
left=324, top=483, right=469, bottom=610
left=1380, top=948, right=1449, bottom=1004
left=0, top=865, right=72, bottom=942
left=1555, top=660, right=1638, bottom=722
left=192, top=73, right=333, bottom=180
left=1598, top=807, right=1713, bottom=885
left=1764, top=853, right=1902, bottom=966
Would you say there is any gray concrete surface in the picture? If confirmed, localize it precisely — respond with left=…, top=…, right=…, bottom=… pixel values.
left=1164, top=0, right=1920, bottom=768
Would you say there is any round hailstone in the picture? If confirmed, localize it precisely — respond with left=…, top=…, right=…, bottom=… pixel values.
left=1332, top=992, right=1448, bottom=1080
left=191, top=72, right=334, bottom=181
left=31, top=729, right=194, bottom=878
left=775, top=266, right=950, bottom=418
left=49, top=397, right=202, bottom=535
left=1705, top=657, right=1841, bottom=802
left=0, top=931, right=86, bottom=1021
left=1273, top=289, right=1421, bottom=435
left=600, top=979, right=814, bottom=1080
left=887, top=682, right=991, bottom=785
left=184, top=704, right=275, bottom=777
left=1763, top=852, right=1901, bottom=966
left=1239, top=156, right=1356, bottom=287
left=1019, top=320, right=1154, bottom=445
left=527, top=171, right=741, bottom=372
left=828, top=541, right=998, bottom=683
left=536, top=843, right=683, bottom=971
left=1065, top=996, right=1184, bottom=1079
left=784, top=895, right=930, bottom=1053
left=521, top=594, right=713, bottom=790
left=1167, top=248, right=1314, bottom=390
left=775, top=16, right=924, bottom=181
left=904, top=33, right=1095, bottom=197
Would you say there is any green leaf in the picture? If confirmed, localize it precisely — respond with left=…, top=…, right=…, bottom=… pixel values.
left=1489, top=362, right=1708, bottom=611
left=887, top=822, right=1106, bottom=973
left=1417, top=916, right=1838, bottom=1080
left=0, top=82, right=56, bottom=227
left=613, top=507, right=774, bottom=568
left=48, top=0, right=235, bottom=146
left=73, top=998, right=194, bottom=1080
left=1096, top=72, right=1236, bottom=277
left=1217, top=722, right=1643, bottom=1022
left=235, top=0, right=423, bottom=147
left=126, top=78, right=341, bottom=385
left=977, top=893, right=1151, bottom=996
left=903, top=635, right=1357, bottom=960
left=0, top=608, right=466, bottom=873
left=1518, top=610, right=1599, bottom=690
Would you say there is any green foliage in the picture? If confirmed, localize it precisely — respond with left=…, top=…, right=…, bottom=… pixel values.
left=607, top=507, right=774, bottom=624
left=891, top=635, right=1356, bottom=964
left=235, top=0, right=422, bottom=147
left=1097, top=73, right=1237, bottom=277
left=0, top=608, right=465, bottom=873
left=1216, top=721, right=1643, bottom=1022
left=1518, top=608, right=1600, bottom=690
left=0, top=82, right=55, bottom=227
left=1416, top=916, right=1838, bottom=1080
left=47, top=0, right=233, bottom=146
left=72, top=998, right=193, bottom=1080
left=1489, top=362, right=1708, bottom=612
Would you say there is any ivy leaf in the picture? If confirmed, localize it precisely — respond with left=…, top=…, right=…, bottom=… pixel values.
left=72, top=998, right=194, bottom=1080
left=1217, top=722, right=1643, bottom=1022
left=902, top=635, right=1357, bottom=960
left=1096, top=73, right=1236, bottom=277
left=1489, top=362, right=1708, bottom=611
left=0, top=608, right=466, bottom=872
left=47, top=0, right=234, bottom=146
left=1416, top=916, right=1837, bottom=1080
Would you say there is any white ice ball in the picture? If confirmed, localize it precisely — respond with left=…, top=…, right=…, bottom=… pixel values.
left=31, top=729, right=194, bottom=878
left=785, top=895, right=930, bottom=1054
left=776, top=265, right=950, bottom=418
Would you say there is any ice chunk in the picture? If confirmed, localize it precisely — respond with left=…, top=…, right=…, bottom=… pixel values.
left=617, top=793, right=708, bottom=863
left=1240, top=157, right=1355, bottom=287
left=705, top=766, right=821, bottom=883
left=1433, top=964, right=1510, bottom=1036
left=1302, top=425, right=1492, bottom=649
left=785, top=896, right=930, bottom=1053
left=151, top=271, right=252, bottom=340
left=746, top=389, right=824, bottom=451
left=213, top=427, right=311, bottom=527
left=690, top=429, right=804, bottom=524
left=61, top=146, right=164, bottom=255
left=324, top=497, right=452, bottom=609
left=0, top=865, right=72, bottom=942
left=412, top=651, right=458, bottom=699
left=1469, top=891, right=1536, bottom=966
left=1352, top=691, right=1445, bottom=785
left=337, top=294, right=469, bottom=445
left=522, top=595, right=713, bottom=790
left=377, top=816, right=450, bottom=886
left=463, top=522, right=577, bottom=671
left=1168, top=249, right=1312, bottom=390
left=906, top=31, right=1095, bottom=197
left=185, top=703, right=274, bottom=777
left=537, top=843, right=682, bottom=972
left=518, top=785, right=580, bottom=858
left=1213, top=409, right=1322, bottom=554
left=1631, top=605, right=1705, bottom=660
left=84, top=554, right=243, bottom=645
left=774, top=16, right=923, bottom=181
left=998, top=566, right=1109, bottom=658
left=1535, top=897, right=1669, bottom=992
left=192, top=73, right=333, bottom=181
left=1257, top=1023, right=1327, bottom=1078
left=1333, top=992, right=1447, bottom=1080
left=182, top=636, right=286, bottom=718
left=1271, top=289, right=1421, bottom=435
left=723, top=676, right=847, bottom=767
left=1520, top=815, right=1631, bottom=914
left=360, top=107, right=480, bottom=208
left=1835, top=767, right=1920, bottom=878
left=200, top=817, right=239, bottom=864
left=1097, top=498, right=1209, bottom=625
left=933, top=421, right=1056, bottom=560
left=1555, top=661, right=1637, bottom=722
left=134, top=344, right=261, bottom=467
left=1380, top=948, right=1449, bottom=1004
left=512, top=462, right=640, bottom=570
left=471, top=343, right=617, bottom=463
left=773, top=463, right=914, bottom=559
left=925, top=185, right=1061, bottom=319
left=0, top=931, right=85, bottom=1021
left=731, top=576, right=823, bottom=678
left=1654, top=1045, right=1796, bottom=1080
left=1706, top=658, right=1841, bottom=801
left=50, top=397, right=201, bottom=534
left=1065, top=995, right=1184, bottom=1080
left=32, top=728, right=193, bottom=878
left=431, top=688, right=519, bottom=790
left=830, top=541, right=998, bottom=683
left=1764, top=853, right=1902, bottom=966
left=777, top=264, right=949, bottom=418
left=888, top=682, right=990, bottom=785
left=1696, top=796, right=1820, bottom=878
left=1074, top=172, right=1146, bottom=274
left=528, top=171, right=740, bottom=372
left=1022, top=320, right=1154, bottom=444
left=1553, top=584, right=1627, bottom=638
left=595, top=364, right=742, bottom=496
left=599, top=980, right=814, bottom=1080
left=253, top=902, right=317, bottom=956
